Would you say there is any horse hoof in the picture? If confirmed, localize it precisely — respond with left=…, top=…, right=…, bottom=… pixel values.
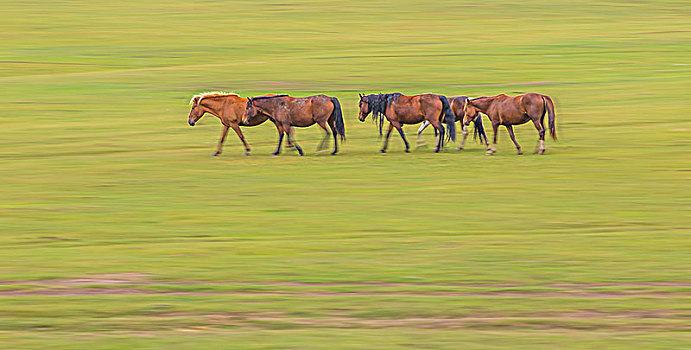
left=405, top=149, right=411, bottom=153
left=212, top=152, right=220, bottom=156
left=272, top=152, right=280, bottom=156
left=331, top=151, right=337, bottom=155
left=486, top=151, right=494, bottom=156
left=455, top=147, right=463, bottom=151
left=517, top=151, right=523, bottom=155
left=380, top=149, right=386, bottom=153
left=244, top=152, right=251, bottom=156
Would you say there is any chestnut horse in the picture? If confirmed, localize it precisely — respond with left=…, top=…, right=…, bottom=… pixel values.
left=243, top=94, right=345, bottom=156
left=416, top=96, right=488, bottom=151
left=358, top=93, right=456, bottom=153
left=463, top=93, right=556, bottom=155
left=187, top=92, right=292, bottom=156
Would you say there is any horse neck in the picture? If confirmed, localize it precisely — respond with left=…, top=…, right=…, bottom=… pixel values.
left=199, top=97, right=227, bottom=119
left=471, top=97, right=496, bottom=112
left=252, top=97, right=282, bottom=116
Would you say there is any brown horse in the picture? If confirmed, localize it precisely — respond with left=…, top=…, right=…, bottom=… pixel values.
left=243, top=94, right=345, bottom=156
left=463, top=93, right=556, bottom=155
left=358, top=93, right=456, bottom=153
left=187, top=92, right=291, bottom=156
left=416, top=96, right=489, bottom=151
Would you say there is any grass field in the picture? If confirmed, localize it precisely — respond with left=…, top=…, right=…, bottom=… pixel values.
left=1, top=0, right=690, bottom=348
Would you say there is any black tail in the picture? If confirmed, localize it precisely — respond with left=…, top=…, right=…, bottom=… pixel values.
left=439, top=95, right=456, bottom=143
left=330, top=97, right=346, bottom=141
left=542, top=95, right=557, bottom=141
left=473, top=114, right=488, bottom=144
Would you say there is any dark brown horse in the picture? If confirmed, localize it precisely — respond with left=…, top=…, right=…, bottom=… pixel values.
left=463, top=93, right=557, bottom=155
left=358, top=93, right=456, bottom=153
left=243, top=94, right=345, bottom=156
left=187, top=92, right=292, bottom=156
left=416, top=96, right=488, bottom=151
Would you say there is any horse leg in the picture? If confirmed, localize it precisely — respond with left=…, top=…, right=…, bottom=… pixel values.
left=456, top=124, right=469, bottom=151
left=316, top=120, right=330, bottom=152
left=380, top=123, right=394, bottom=153
left=213, top=124, right=230, bottom=156
left=229, top=124, right=251, bottom=156
left=484, top=126, right=491, bottom=151
left=272, top=130, right=284, bottom=156
left=431, top=120, right=444, bottom=153
left=328, top=122, right=339, bottom=155
left=532, top=118, right=546, bottom=155
left=392, top=121, right=410, bottom=153
left=416, top=121, right=430, bottom=147
left=285, top=124, right=303, bottom=156
left=505, top=125, right=522, bottom=155
left=487, top=122, right=499, bottom=155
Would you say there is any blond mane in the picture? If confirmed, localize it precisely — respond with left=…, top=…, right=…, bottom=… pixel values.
left=189, top=91, right=238, bottom=105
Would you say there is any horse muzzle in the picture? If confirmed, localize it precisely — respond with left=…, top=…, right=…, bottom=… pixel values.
left=358, top=116, right=365, bottom=122
left=188, top=120, right=196, bottom=126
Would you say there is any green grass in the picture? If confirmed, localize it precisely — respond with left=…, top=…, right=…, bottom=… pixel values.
left=1, top=0, right=690, bottom=348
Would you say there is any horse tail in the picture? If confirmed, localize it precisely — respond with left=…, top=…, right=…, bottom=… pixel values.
left=330, top=97, right=346, bottom=141
left=472, top=114, right=488, bottom=144
left=542, top=95, right=557, bottom=141
left=439, top=95, right=456, bottom=142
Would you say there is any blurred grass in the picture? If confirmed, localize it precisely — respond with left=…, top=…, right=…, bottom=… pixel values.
left=0, top=0, right=690, bottom=348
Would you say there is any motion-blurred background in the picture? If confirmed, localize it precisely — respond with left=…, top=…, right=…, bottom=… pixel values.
left=1, top=1, right=689, bottom=348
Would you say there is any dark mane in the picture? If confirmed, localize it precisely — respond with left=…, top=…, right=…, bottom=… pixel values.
left=363, top=93, right=402, bottom=136
left=250, top=94, right=288, bottom=102
left=247, top=94, right=289, bottom=108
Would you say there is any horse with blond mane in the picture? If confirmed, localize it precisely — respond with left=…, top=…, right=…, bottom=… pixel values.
left=187, top=92, right=292, bottom=156
left=463, top=93, right=557, bottom=155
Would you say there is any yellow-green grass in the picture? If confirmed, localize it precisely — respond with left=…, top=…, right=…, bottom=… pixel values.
left=1, top=0, right=690, bottom=348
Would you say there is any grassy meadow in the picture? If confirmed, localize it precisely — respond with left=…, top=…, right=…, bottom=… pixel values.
left=1, top=0, right=690, bottom=348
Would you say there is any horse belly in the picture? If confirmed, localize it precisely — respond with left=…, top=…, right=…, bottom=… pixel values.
left=400, top=115, right=424, bottom=125
left=292, top=119, right=315, bottom=127
left=394, top=106, right=424, bottom=125
left=245, top=116, right=267, bottom=126
left=287, top=110, right=315, bottom=127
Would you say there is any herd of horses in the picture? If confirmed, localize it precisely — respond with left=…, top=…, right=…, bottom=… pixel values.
left=187, top=92, right=557, bottom=156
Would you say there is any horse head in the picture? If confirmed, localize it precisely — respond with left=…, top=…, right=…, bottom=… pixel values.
left=188, top=95, right=206, bottom=126
left=358, top=93, right=371, bottom=122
